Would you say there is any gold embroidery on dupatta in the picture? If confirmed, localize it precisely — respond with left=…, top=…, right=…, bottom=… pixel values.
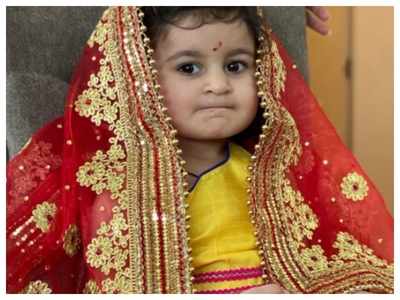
left=75, top=7, right=191, bottom=293
left=32, top=202, right=57, bottom=232
left=20, top=280, right=52, bottom=293
left=340, top=171, right=369, bottom=202
left=75, top=8, right=133, bottom=293
left=63, top=224, right=81, bottom=257
left=250, top=17, right=392, bottom=293
left=83, top=280, right=101, bottom=293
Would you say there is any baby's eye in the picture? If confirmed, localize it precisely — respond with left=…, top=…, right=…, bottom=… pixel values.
left=177, top=63, right=201, bottom=75
left=226, top=61, right=248, bottom=73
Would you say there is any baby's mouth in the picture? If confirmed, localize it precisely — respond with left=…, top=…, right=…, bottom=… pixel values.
left=199, top=104, right=233, bottom=110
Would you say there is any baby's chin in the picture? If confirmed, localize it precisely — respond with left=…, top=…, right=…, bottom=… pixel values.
left=177, top=125, right=247, bottom=141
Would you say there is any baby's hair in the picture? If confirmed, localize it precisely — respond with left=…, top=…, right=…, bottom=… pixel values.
left=141, top=7, right=263, bottom=50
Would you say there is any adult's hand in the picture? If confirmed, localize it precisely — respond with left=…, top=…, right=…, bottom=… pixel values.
left=241, top=283, right=289, bottom=293
left=306, top=6, right=331, bottom=36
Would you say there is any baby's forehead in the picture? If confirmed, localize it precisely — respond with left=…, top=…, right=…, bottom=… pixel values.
left=155, top=19, right=255, bottom=53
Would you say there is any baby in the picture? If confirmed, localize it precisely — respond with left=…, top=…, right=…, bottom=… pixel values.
left=144, top=7, right=285, bottom=293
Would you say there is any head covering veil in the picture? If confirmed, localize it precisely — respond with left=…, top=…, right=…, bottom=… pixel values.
left=7, top=6, right=393, bottom=293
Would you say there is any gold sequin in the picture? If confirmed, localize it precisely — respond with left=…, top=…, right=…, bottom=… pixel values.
left=32, top=202, right=57, bottom=232
left=341, top=171, right=369, bottom=201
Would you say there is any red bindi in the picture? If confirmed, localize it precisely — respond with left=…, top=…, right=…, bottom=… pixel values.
left=212, top=41, right=223, bottom=51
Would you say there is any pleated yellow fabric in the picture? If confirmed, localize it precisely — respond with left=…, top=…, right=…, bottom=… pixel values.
left=187, top=143, right=263, bottom=293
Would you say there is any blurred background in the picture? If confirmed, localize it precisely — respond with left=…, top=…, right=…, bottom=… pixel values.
left=307, top=7, right=393, bottom=214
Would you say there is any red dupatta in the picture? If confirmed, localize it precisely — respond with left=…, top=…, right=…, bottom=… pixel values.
left=7, top=6, right=393, bottom=293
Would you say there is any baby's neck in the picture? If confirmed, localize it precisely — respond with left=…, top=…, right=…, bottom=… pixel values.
left=178, top=137, right=228, bottom=176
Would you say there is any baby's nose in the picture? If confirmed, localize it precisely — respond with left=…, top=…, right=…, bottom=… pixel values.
left=204, top=68, right=232, bottom=94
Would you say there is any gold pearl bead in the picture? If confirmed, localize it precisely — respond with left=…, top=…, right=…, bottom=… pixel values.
left=260, top=102, right=267, bottom=108
left=257, top=91, right=264, bottom=97
left=151, top=69, right=158, bottom=75
left=251, top=155, right=257, bottom=161
left=260, top=134, right=266, bottom=139
left=255, top=59, right=262, bottom=64
left=180, top=160, right=186, bottom=166
left=157, top=95, right=164, bottom=101
left=138, top=12, right=144, bottom=18
left=254, top=71, right=261, bottom=77
left=140, top=25, right=147, bottom=32
left=254, top=144, right=260, bottom=150
left=147, top=49, right=154, bottom=55
left=165, top=117, right=172, bottom=122
left=263, top=112, right=270, bottom=118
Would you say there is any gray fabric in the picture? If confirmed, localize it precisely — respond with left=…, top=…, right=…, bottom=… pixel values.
left=6, top=72, right=68, bottom=157
left=263, top=7, right=309, bottom=81
left=6, top=6, right=308, bottom=159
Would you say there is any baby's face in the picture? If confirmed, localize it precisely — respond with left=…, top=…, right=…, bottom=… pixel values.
left=154, top=17, right=258, bottom=141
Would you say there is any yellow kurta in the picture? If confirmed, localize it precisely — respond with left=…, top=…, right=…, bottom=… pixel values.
left=187, top=142, right=263, bottom=293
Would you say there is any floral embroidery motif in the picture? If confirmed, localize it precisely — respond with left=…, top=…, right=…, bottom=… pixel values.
left=76, top=144, right=126, bottom=195
left=63, top=224, right=81, bottom=257
left=86, top=213, right=129, bottom=274
left=74, top=63, right=119, bottom=127
left=340, top=171, right=369, bottom=202
left=331, top=232, right=393, bottom=270
left=32, top=202, right=57, bottom=232
left=83, top=280, right=101, bottom=293
left=9, top=141, right=62, bottom=202
left=300, top=245, right=329, bottom=274
left=21, top=280, right=52, bottom=293
left=282, top=179, right=319, bottom=244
